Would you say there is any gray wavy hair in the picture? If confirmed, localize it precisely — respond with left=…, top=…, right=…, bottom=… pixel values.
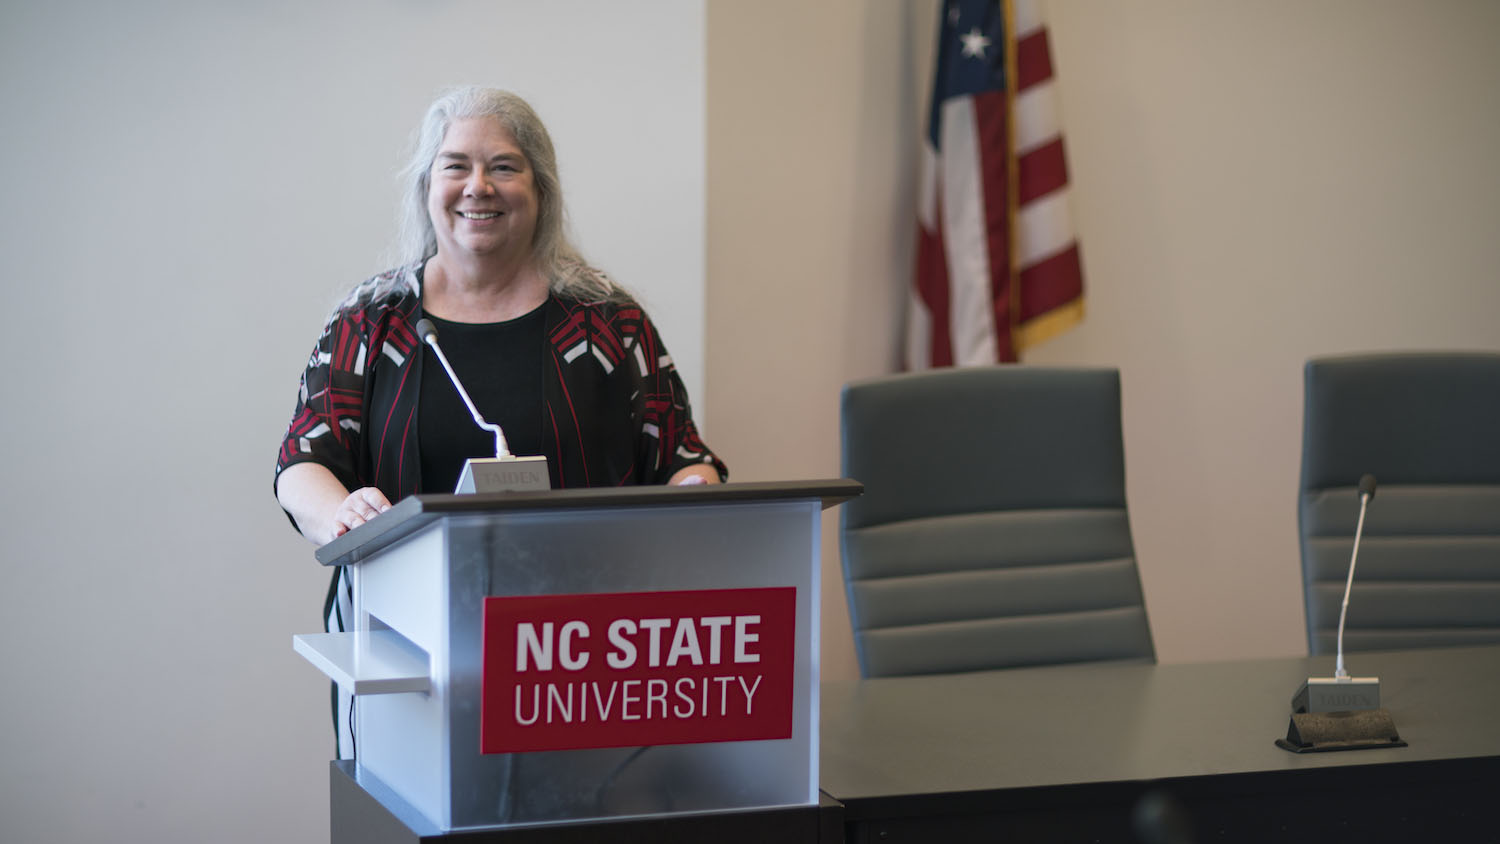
left=365, top=86, right=625, bottom=304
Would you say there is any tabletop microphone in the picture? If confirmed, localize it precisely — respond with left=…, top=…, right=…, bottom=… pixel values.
left=415, top=318, right=551, bottom=494
left=1279, top=473, right=1402, bottom=752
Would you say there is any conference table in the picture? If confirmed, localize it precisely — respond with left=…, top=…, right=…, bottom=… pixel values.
left=336, top=644, right=1499, bottom=841
left=818, top=644, right=1500, bottom=842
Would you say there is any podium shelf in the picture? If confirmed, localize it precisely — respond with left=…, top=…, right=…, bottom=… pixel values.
left=293, top=631, right=430, bottom=695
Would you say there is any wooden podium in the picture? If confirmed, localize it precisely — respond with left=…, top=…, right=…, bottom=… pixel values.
left=293, top=480, right=859, bottom=840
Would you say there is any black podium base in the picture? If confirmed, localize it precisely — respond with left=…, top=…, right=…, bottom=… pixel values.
left=330, top=761, right=842, bottom=843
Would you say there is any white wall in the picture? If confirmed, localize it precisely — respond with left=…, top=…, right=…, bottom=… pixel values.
left=705, top=0, right=1500, bottom=682
left=0, top=2, right=703, bottom=842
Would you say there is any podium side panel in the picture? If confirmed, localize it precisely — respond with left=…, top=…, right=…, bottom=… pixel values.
left=355, top=525, right=453, bottom=830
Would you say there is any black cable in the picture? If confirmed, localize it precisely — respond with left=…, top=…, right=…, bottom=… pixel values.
left=594, top=746, right=652, bottom=812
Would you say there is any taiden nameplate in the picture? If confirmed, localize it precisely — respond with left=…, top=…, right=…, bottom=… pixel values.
left=455, top=455, right=551, bottom=494
left=1292, top=676, right=1381, bottom=713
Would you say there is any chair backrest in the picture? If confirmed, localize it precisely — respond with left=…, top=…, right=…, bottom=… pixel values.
left=839, top=366, right=1154, bottom=677
left=1299, top=352, right=1500, bottom=655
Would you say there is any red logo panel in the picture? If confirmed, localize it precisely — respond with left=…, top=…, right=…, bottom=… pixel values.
left=480, top=587, right=797, bottom=754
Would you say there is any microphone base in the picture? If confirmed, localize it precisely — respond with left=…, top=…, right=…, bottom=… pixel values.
left=455, top=456, right=552, bottom=494
left=1275, top=708, right=1406, bottom=753
left=1291, top=676, right=1380, bottom=713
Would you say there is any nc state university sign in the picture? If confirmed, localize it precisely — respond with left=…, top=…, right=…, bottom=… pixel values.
left=480, top=587, right=797, bottom=754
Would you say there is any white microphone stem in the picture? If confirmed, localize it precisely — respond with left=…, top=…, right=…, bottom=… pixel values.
left=1334, top=492, right=1370, bottom=680
left=422, top=338, right=511, bottom=458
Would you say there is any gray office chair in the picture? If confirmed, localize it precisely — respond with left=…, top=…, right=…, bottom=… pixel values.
left=839, top=366, right=1154, bottom=677
left=1299, top=352, right=1500, bottom=655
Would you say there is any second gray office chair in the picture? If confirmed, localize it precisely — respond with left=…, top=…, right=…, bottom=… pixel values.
left=839, top=366, right=1154, bottom=677
left=1299, top=352, right=1500, bottom=655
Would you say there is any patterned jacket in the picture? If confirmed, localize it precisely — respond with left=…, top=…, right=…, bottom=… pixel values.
left=275, top=263, right=726, bottom=508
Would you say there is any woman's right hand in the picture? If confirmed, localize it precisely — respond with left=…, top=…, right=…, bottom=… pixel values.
left=331, top=487, right=393, bottom=538
left=277, top=463, right=394, bottom=546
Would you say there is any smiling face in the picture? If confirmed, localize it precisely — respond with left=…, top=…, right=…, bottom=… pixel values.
left=426, top=117, right=540, bottom=264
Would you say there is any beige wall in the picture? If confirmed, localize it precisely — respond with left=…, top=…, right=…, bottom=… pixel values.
left=707, top=0, right=1500, bottom=682
left=707, top=1, right=918, bottom=682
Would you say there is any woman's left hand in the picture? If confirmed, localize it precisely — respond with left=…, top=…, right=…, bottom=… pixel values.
left=668, top=464, right=721, bottom=486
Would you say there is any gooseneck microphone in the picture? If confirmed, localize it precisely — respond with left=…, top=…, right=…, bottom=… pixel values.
left=1334, top=473, right=1378, bottom=679
left=413, top=317, right=551, bottom=495
left=1278, top=472, right=1404, bottom=752
left=1291, top=472, right=1382, bottom=714
left=415, top=318, right=511, bottom=458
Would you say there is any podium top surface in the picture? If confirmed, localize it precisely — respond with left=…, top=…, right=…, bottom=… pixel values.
left=315, top=478, right=863, bottom=567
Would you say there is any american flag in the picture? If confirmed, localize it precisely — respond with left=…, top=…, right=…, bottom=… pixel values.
left=908, top=0, right=1085, bottom=367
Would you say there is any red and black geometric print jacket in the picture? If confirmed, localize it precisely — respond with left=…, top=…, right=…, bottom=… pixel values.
left=274, top=263, right=727, bottom=515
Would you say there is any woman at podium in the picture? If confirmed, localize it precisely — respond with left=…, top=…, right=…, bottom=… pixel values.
left=273, top=87, right=727, bottom=755
left=274, top=86, right=726, bottom=547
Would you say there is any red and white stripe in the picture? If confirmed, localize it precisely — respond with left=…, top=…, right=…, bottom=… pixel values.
left=1013, top=0, right=1084, bottom=345
left=908, top=0, right=1083, bottom=369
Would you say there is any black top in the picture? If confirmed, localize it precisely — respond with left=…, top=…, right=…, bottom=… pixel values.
left=418, top=307, right=546, bottom=494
